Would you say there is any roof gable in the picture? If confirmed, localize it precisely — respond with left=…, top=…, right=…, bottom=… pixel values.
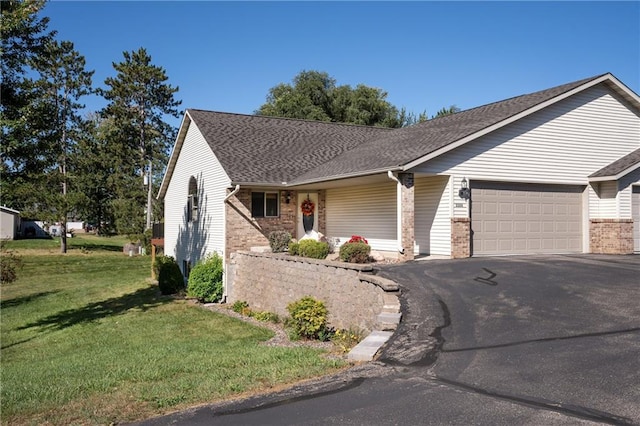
left=159, top=73, right=639, bottom=196
left=589, top=148, right=640, bottom=181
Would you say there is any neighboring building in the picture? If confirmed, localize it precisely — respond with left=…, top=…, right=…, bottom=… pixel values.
left=159, top=73, right=640, bottom=281
left=0, top=207, right=21, bottom=240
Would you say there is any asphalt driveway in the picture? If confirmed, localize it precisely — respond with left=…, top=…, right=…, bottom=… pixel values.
left=139, top=254, right=640, bottom=425
left=378, top=254, right=640, bottom=424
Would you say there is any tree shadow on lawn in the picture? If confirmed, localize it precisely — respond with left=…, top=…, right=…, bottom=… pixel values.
left=70, top=244, right=124, bottom=253
left=0, top=291, right=60, bottom=310
left=18, top=286, right=172, bottom=332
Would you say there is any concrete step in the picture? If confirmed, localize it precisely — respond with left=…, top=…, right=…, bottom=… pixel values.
left=376, top=311, right=402, bottom=330
left=348, top=330, right=394, bottom=362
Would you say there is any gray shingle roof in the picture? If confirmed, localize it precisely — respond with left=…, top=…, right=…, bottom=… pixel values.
left=186, top=73, right=615, bottom=186
left=292, top=75, right=605, bottom=183
left=589, top=148, right=640, bottom=179
left=187, top=110, right=393, bottom=184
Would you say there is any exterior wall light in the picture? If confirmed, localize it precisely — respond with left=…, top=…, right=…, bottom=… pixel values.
left=458, top=177, right=471, bottom=200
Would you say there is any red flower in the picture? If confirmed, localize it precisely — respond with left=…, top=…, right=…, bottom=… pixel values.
left=348, top=235, right=368, bottom=245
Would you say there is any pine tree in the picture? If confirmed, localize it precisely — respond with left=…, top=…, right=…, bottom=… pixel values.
left=99, top=48, right=181, bottom=233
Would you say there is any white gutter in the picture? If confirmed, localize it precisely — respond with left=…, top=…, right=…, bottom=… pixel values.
left=387, top=171, right=405, bottom=254
left=223, top=185, right=240, bottom=203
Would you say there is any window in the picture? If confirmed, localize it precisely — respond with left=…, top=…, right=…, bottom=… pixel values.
left=187, top=177, right=198, bottom=222
left=251, top=191, right=279, bottom=217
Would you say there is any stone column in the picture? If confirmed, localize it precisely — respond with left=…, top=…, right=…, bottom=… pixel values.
left=399, top=173, right=415, bottom=261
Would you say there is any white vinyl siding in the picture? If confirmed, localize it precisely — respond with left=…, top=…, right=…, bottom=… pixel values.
left=597, top=181, right=619, bottom=218
left=326, top=182, right=397, bottom=252
left=164, top=120, right=231, bottom=267
left=413, top=85, right=640, bottom=185
left=415, top=176, right=451, bottom=255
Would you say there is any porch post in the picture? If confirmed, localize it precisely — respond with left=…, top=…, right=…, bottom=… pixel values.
left=399, top=172, right=415, bottom=261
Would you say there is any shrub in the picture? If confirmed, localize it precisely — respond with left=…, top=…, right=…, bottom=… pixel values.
left=339, top=242, right=371, bottom=263
left=286, top=296, right=329, bottom=340
left=187, top=253, right=224, bottom=303
left=232, top=300, right=250, bottom=315
left=0, top=247, right=22, bottom=284
left=253, top=311, right=280, bottom=323
left=268, top=230, right=291, bottom=253
left=153, top=255, right=185, bottom=295
left=297, top=239, right=329, bottom=259
left=288, top=241, right=299, bottom=256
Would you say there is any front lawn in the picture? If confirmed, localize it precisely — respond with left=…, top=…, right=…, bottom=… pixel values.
left=1, top=239, right=345, bottom=425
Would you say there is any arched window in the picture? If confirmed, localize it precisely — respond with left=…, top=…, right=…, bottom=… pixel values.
left=187, top=177, right=198, bottom=222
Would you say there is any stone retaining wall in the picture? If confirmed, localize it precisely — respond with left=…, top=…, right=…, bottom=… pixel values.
left=226, top=252, right=399, bottom=333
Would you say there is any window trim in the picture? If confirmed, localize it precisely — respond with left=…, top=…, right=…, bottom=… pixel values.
left=251, top=191, right=280, bottom=218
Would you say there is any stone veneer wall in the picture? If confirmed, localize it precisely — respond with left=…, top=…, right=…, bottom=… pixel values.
left=399, top=173, right=415, bottom=261
left=589, top=219, right=634, bottom=254
left=227, top=252, right=398, bottom=333
left=451, top=217, right=471, bottom=258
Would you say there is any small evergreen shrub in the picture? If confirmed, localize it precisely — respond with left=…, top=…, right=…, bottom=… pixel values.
left=187, top=253, right=224, bottom=303
left=154, top=255, right=185, bottom=295
left=297, top=239, right=329, bottom=259
left=339, top=242, right=371, bottom=263
left=286, top=296, right=329, bottom=340
left=0, top=247, right=22, bottom=284
left=288, top=241, right=299, bottom=256
left=268, top=230, right=291, bottom=253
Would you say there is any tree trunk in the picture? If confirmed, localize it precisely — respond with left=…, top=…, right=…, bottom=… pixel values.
left=60, top=221, right=67, bottom=253
left=146, top=160, right=153, bottom=230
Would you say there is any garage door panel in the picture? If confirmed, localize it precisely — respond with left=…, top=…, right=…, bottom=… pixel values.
left=472, top=182, right=583, bottom=255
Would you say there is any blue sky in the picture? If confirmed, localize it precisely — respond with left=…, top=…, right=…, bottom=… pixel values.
left=43, top=1, right=639, bottom=128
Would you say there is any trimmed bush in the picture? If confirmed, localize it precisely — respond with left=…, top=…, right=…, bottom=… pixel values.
left=268, top=230, right=292, bottom=253
left=339, top=242, right=371, bottom=263
left=288, top=241, right=299, bottom=256
left=153, top=255, right=185, bottom=295
left=187, top=253, right=224, bottom=303
left=286, top=296, right=329, bottom=340
left=297, top=239, right=329, bottom=259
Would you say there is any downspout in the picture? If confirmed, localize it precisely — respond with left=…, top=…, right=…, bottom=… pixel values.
left=224, top=184, right=241, bottom=203
left=387, top=171, right=405, bottom=254
left=222, top=184, right=240, bottom=302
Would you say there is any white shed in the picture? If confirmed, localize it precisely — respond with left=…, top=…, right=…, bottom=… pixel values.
left=0, top=207, right=21, bottom=240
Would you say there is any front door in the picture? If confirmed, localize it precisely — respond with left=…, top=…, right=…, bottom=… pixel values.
left=297, top=192, right=319, bottom=240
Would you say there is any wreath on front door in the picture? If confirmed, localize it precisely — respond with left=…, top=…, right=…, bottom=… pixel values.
left=301, top=198, right=315, bottom=216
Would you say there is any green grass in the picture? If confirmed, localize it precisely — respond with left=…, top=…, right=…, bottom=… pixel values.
left=1, top=238, right=345, bottom=425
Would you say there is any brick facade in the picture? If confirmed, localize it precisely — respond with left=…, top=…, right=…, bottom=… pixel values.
left=225, top=189, right=328, bottom=260
left=451, top=217, right=471, bottom=258
left=399, top=173, right=415, bottom=261
left=225, top=188, right=297, bottom=259
left=589, top=219, right=634, bottom=254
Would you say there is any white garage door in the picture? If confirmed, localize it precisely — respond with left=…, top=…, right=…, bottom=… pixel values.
left=633, top=186, right=640, bottom=253
left=471, top=182, right=583, bottom=255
